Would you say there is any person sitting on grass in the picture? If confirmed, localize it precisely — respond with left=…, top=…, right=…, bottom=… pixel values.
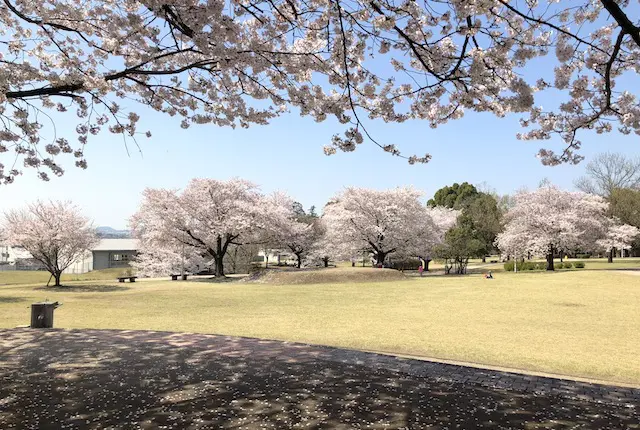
left=484, top=271, right=493, bottom=279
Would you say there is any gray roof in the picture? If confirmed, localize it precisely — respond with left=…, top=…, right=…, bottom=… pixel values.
left=92, top=239, right=139, bottom=252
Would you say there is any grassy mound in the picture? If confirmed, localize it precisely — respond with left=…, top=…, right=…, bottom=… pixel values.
left=247, top=267, right=408, bottom=285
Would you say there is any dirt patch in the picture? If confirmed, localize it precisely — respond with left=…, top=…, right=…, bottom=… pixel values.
left=555, top=302, right=586, bottom=308
left=244, top=267, right=409, bottom=285
left=33, top=284, right=131, bottom=293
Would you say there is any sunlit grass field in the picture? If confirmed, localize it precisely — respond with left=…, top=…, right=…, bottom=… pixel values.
left=1, top=267, right=639, bottom=385
left=0, top=268, right=129, bottom=286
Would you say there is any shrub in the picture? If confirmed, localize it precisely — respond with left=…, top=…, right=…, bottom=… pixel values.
left=574, top=261, right=585, bottom=268
left=576, top=254, right=591, bottom=259
left=556, top=262, right=565, bottom=269
left=504, top=261, right=541, bottom=271
left=388, top=258, right=422, bottom=271
left=536, top=262, right=547, bottom=270
left=563, top=262, right=573, bottom=269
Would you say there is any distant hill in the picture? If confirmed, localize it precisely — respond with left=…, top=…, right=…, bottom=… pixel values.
left=96, top=226, right=131, bottom=238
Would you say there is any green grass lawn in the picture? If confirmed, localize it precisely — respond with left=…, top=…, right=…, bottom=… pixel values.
left=1, top=268, right=639, bottom=385
left=0, top=268, right=132, bottom=286
left=465, top=257, right=640, bottom=273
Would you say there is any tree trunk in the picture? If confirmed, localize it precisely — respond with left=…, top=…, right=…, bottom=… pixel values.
left=425, top=259, right=431, bottom=272
left=481, top=256, right=486, bottom=263
left=323, top=257, right=329, bottom=268
left=53, top=271, right=62, bottom=287
left=546, top=245, right=555, bottom=271
left=608, top=248, right=614, bottom=263
left=214, top=257, right=225, bottom=277
left=375, top=251, right=387, bottom=266
left=296, top=253, right=302, bottom=269
left=560, top=254, right=564, bottom=263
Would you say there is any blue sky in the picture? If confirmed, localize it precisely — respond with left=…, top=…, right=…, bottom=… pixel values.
left=0, top=102, right=637, bottom=229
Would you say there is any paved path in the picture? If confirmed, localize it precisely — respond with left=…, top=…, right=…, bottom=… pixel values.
left=0, top=329, right=638, bottom=429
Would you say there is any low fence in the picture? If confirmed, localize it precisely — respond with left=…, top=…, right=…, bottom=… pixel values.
left=0, top=262, right=92, bottom=273
left=0, top=264, right=46, bottom=272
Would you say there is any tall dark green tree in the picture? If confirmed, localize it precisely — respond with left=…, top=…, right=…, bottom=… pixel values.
left=434, top=221, right=485, bottom=275
left=462, top=194, right=503, bottom=262
left=427, top=182, right=479, bottom=209
left=291, top=201, right=306, bottom=217
left=429, top=182, right=502, bottom=261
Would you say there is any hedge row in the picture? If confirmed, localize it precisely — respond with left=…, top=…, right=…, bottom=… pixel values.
left=503, top=261, right=586, bottom=271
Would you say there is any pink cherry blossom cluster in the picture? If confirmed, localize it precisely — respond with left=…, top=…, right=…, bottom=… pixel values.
left=2, top=200, right=99, bottom=284
left=130, top=178, right=306, bottom=277
left=322, top=186, right=456, bottom=264
left=2, top=1, right=639, bottom=183
left=496, top=184, right=638, bottom=258
left=597, top=221, right=640, bottom=253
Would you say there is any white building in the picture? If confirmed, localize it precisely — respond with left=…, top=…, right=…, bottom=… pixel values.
left=256, top=249, right=296, bottom=266
left=0, top=239, right=140, bottom=274
left=91, top=239, right=139, bottom=271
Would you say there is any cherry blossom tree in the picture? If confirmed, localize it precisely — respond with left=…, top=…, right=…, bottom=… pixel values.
left=132, top=239, right=206, bottom=278
left=130, top=178, right=285, bottom=278
left=275, top=220, right=320, bottom=268
left=254, top=192, right=319, bottom=268
left=3, top=200, right=98, bottom=286
left=323, top=186, right=439, bottom=265
left=597, top=222, right=640, bottom=263
left=426, top=206, right=460, bottom=241
left=421, top=205, right=459, bottom=270
left=496, top=185, right=609, bottom=270
left=3, top=1, right=640, bottom=183
left=302, top=217, right=336, bottom=268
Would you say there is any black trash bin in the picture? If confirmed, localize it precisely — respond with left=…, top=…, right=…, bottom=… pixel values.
left=31, top=302, right=61, bottom=328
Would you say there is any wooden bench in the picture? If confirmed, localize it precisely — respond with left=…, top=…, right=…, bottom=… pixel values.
left=117, top=276, right=137, bottom=283
left=171, top=274, right=188, bottom=281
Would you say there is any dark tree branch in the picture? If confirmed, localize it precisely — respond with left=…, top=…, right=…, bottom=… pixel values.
left=600, top=0, right=640, bottom=47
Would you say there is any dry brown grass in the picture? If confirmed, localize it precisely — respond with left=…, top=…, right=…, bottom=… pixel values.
left=2, top=269, right=640, bottom=384
left=246, top=267, right=409, bottom=284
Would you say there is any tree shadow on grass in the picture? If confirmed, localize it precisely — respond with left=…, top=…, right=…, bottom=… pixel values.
left=0, top=329, right=637, bottom=429
left=190, top=276, right=240, bottom=284
left=0, top=296, right=26, bottom=303
left=33, top=284, right=131, bottom=293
